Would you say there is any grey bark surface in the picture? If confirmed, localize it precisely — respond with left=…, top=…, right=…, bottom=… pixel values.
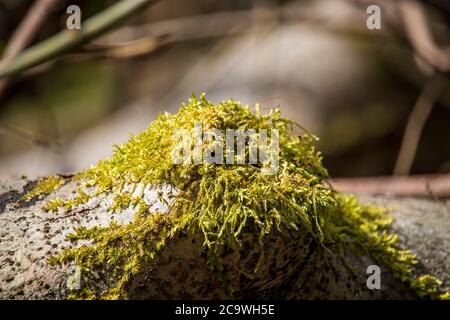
left=0, top=178, right=448, bottom=299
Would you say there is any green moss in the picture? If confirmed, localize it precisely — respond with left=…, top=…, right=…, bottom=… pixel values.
left=439, top=292, right=450, bottom=300
left=19, top=176, right=65, bottom=203
left=411, top=275, right=443, bottom=299
left=44, top=94, right=446, bottom=299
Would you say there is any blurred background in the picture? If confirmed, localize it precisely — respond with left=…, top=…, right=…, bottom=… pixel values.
left=0, top=0, right=449, bottom=180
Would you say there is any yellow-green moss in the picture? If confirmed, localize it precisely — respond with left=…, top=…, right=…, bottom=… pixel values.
left=439, top=292, right=450, bottom=300
left=44, top=94, right=447, bottom=299
left=411, top=275, right=443, bottom=298
left=19, top=175, right=65, bottom=203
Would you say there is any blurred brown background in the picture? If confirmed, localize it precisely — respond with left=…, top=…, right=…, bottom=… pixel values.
left=0, top=0, right=449, bottom=180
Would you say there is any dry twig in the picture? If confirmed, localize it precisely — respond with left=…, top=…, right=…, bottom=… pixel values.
left=0, top=0, right=58, bottom=97
left=331, top=173, right=450, bottom=198
left=0, top=0, right=161, bottom=79
left=393, top=74, right=448, bottom=176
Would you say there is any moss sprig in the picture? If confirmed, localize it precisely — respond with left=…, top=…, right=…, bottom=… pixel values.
left=19, top=175, right=65, bottom=203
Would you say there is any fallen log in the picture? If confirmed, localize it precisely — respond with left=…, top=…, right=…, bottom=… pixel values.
left=0, top=178, right=448, bottom=299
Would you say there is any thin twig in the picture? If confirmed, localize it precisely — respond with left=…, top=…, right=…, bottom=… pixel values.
left=0, top=0, right=162, bottom=79
left=0, top=0, right=58, bottom=96
left=44, top=205, right=99, bottom=223
left=393, top=0, right=450, bottom=175
left=399, top=0, right=450, bottom=73
left=13, top=7, right=392, bottom=80
left=330, top=174, right=450, bottom=198
left=70, top=34, right=170, bottom=60
left=0, top=124, right=61, bottom=148
left=393, top=74, right=447, bottom=175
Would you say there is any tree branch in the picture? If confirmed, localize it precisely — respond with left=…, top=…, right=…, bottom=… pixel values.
left=393, top=74, right=448, bottom=176
left=0, top=0, right=58, bottom=96
left=0, top=0, right=162, bottom=79
left=331, top=173, right=450, bottom=198
left=399, top=0, right=450, bottom=73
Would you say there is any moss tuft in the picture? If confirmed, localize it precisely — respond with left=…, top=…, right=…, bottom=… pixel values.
left=19, top=176, right=65, bottom=203
left=411, top=275, right=443, bottom=298
left=44, top=94, right=446, bottom=299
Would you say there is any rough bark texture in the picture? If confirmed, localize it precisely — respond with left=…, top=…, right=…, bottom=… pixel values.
left=0, top=178, right=448, bottom=299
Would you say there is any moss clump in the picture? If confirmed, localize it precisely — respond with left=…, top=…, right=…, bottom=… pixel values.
left=44, top=94, right=445, bottom=299
left=20, top=176, right=65, bottom=203
left=411, top=275, right=444, bottom=299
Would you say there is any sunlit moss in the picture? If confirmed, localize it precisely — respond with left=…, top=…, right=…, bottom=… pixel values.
left=439, top=292, right=450, bottom=300
left=44, top=94, right=446, bottom=299
left=19, top=175, right=65, bottom=203
left=411, top=275, right=443, bottom=298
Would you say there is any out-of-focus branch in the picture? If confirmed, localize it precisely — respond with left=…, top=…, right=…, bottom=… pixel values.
left=0, top=0, right=58, bottom=96
left=16, top=7, right=391, bottom=78
left=393, top=74, right=448, bottom=176
left=111, top=7, right=390, bottom=44
left=331, top=173, right=450, bottom=198
left=0, top=0, right=161, bottom=79
left=0, top=0, right=57, bottom=62
left=399, top=0, right=450, bottom=73
left=55, top=9, right=279, bottom=60
left=391, top=1, right=450, bottom=176
left=0, top=124, right=61, bottom=148
left=70, top=34, right=169, bottom=61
